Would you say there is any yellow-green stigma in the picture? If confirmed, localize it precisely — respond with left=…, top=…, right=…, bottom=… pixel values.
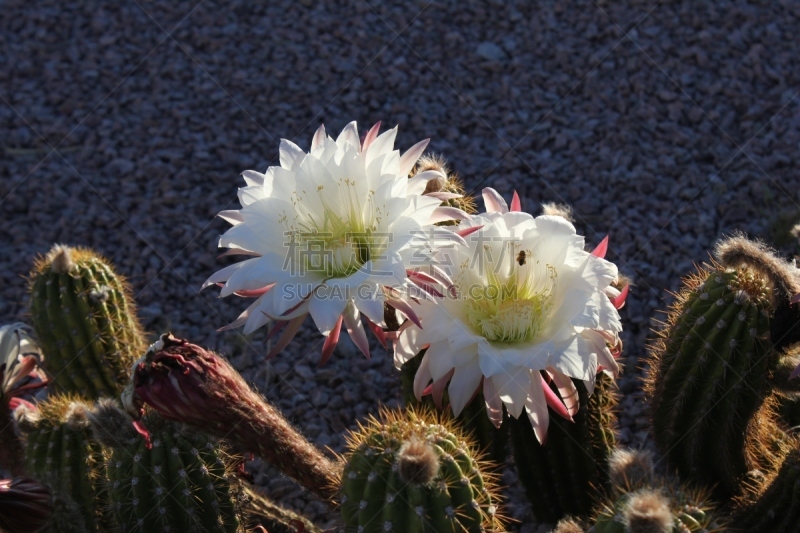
left=463, top=264, right=557, bottom=343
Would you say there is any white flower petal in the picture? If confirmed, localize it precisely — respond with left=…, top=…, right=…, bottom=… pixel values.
left=492, top=369, right=529, bottom=419
left=279, top=139, right=306, bottom=170
left=308, top=291, right=349, bottom=336
left=398, top=139, right=430, bottom=176
left=482, top=187, right=509, bottom=213
left=449, top=360, right=483, bottom=416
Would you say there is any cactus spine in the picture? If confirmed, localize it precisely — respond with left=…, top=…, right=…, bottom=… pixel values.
left=646, top=264, right=794, bottom=497
left=400, top=350, right=508, bottom=466
left=340, top=408, right=503, bottom=533
left=90, top=403, right=243, bottom=533
left=508, top=373, right=618, bottom=523
left=16, top=395, right=111, bottom=532
left=30, top=244, right=146, bottom=399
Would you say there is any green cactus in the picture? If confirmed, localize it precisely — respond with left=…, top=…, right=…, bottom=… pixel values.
left=30, top=244, right=146, bottom=399
left=340, top=408, right=503, bottom=533
left=588, top=448, right=726, bottom=533
left=508, top=373, right=618, bottom=523
left=15, top=395, right=111, bottom=533
left=646, top=265, right=794, bottom=497
left=88, top=402, right=243, bottom=533
left=399, top=349, right=508, bottom=466
left=736, top=444, right=800, bottom=533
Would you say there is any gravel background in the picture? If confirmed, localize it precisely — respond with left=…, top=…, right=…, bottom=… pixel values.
left=3, top=0, right=800, bottom=530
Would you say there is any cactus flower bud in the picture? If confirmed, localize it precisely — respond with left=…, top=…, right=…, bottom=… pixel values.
left=0, top=477, right=53, bottom=533
left=123, top=333, right=342, bottom=503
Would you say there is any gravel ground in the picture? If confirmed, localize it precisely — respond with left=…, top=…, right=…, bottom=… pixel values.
left=2, top=0, right=800, bottom=530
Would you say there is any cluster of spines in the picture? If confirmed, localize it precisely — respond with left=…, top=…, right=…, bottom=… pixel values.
left=17, top=394, right=111, bottom=532
left=340, top=407, right=503, bottom=533
left=509, top=373, right=618, bottom=523
left=29, top=244, right=145, bottom=399
left=646, top=265, right=789, bottom=497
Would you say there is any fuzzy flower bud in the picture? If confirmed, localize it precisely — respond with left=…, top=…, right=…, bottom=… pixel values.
left=0, top=477, right=53, bottom=533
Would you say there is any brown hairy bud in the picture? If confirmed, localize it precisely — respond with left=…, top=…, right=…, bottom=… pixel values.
left=608, top=448, right=655, bottom=489
left=624, top=489, right=673, bottom=533
left=553, top=517, right=585, bottom=533
left=397, top=437, right=439, bottom=484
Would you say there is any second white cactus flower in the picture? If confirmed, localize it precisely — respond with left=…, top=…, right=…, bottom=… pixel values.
left=395, top=188, right=627, bottom=443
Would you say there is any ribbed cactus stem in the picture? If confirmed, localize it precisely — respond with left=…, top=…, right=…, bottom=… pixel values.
left=16, top=395, right=111, bottom=532
left=89, top=403, right=243, bottom=533
left=647, top=263, right=794, bottom=497
left=29, top=244, right=145, bottom=399
left=509, top=373, right=618, bottom=522
left=123, top=334, right=342, bottom=503
left=340, top=408, right=503, bottom=533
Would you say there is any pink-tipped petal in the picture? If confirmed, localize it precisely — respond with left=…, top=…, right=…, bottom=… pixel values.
left=591, top=236, right=609, bottom=259
left=425, top=191, right=462, bottom=201
left=791, top=293, right=800, bottom=305
left=319, top=315, right=344, bottom=366
left=217, top=248, right=261, bottom=259
left=429, top=206, right=471, bottom=224
left=431, top=369, right=455, bottom=411
left=385, top=298, right=422, bottom=329
left=217, top=210, right=244, bottom=225
left=311, top=124, right=327, bottom=151
left=429, top=266, right=457, bottom=298
left=483, top=378, right=504, bottom=429
left=790, top=363, right=800, bottom=381
left=362, top=121, right=381, bottom=151
left=342, top=307, right=370, bottom=359
left=132, top=420, right=153, bottom=449
left=525, top=374, right=549, bottom=445
left=482, top=187, right=509, bottom=213
left=266, top=315, right=305, bottom=359
left=398, top=139, right=430, bottom=176
left=610, top=283, right=629, bottom=310
left=410, top=280, right=444, bottom=298
left=363, top=316, right=387, bottom=349
left=413, top=352, right=433, bottom=400
left=510, top=191, right=522, bottom=212
left=456, top=225, right=484, bottom=238
left=234, top=284, right=276, bottom=298
left=541, top=374, right=574, bottom=422
left=548, top=370, right=580, bottom=418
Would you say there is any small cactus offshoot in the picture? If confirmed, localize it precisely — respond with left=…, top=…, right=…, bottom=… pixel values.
left=340, top=407, right=503, bottom=533
left=410, top=154, right=478, bottom=219
left=29, top=244, right=146, bottom=399
left=15, top=394, right=111, bottom=532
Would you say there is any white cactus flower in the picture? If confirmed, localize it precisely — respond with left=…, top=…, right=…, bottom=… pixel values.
left=395, top=188, right=627, bottom=443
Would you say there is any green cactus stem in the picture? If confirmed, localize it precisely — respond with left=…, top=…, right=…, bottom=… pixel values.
left=88, top=401, right=243, bottom=533
left=736, top=444, right=800, bottom=533
left=29, top=244, right=146, bottom=399
left=646, top=263, right=797, bottom=497
left=15, top=395, right=111, bottom=532
left=340, top=407, right=503, bottom=533
left=400, top=349, right=508, bottom=467
left=508, top=373, right=618, bottom=523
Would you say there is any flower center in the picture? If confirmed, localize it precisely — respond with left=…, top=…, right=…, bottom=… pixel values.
left=295, top=231, right=374, bottom=278
left=463, top=263, right=557, bottom=344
